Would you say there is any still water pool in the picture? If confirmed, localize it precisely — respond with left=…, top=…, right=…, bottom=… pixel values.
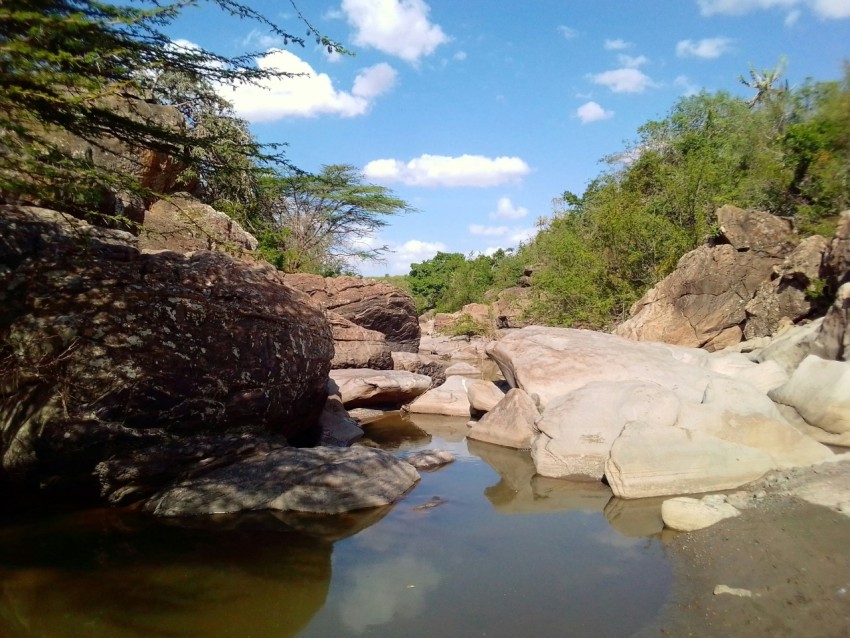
left=0, top=414, right=673, bottom=638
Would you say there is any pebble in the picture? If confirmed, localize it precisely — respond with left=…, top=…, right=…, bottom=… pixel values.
left=714, top=585, right=753, bottom=598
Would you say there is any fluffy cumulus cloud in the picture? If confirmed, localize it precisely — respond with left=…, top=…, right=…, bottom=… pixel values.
left=576, top=100, right=614, bottom=123
left=604, top=38, right=631, bottom=50
left=617, top=54, right=648, bottom=68
left=696, top=0, right=850, bottom=19
left=489, top=196, right=529, bottom=220
left=363, top=154, right=531, bottom=187
left=341, top=0, right=449, bottom=63
left=676, top=37, right=734, bottom=59
left=221, top=50, right=396, bottom=121
left=591, top=68, right=655, bottom=93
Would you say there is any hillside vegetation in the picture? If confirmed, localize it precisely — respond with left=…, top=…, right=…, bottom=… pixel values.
left=407, top=63, right=850, bottom=328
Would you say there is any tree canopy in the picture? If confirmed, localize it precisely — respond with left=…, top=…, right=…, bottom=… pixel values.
left=257, top=165, right=415, bottom=275
left=0, top=0, right=344, bottom=220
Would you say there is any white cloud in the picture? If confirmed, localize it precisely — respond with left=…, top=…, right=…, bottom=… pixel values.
left=785, top=8, right=803, bottom=22
left=558, top=25, right=578, bottom=39
left=489, top=196, right=529, bottom=220
left=221, top=51, right=396, bottom=121
left=576, top=100, right=614, bottom=123
left=362, top=154, right=531, bottom=187
left=509, top=227, right=537, bottom=243
left=696, top=0, right=850, bottom=19
left=675, top=75, right=701, bottom=96
left=242, top=29, right=285, bottom=50
left=675, top=37, right=734, bottom=59
left=469, top=224, right=509, bottom=236
left=591, top=68, right=656, bottom=93
left=604, top=38, right=631, bottom=50
left=453, top=50, right=467, bottom=61
left=617, top=54, right=649, bottom=68
left=341, top=0, right=449, bottom=63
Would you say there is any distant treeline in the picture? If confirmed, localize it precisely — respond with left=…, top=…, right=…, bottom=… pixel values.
left=402, top=63, right=850, bottom=328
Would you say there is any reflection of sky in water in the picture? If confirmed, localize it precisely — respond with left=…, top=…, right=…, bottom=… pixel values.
left=301, top=414, right=672, bottom=638
left=0, top=413, right=673, bottom=638
left=338, top=556, right=441, bottom=633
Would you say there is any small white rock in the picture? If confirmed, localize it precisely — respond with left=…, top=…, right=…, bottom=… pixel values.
left=714, top=585, right=753, bottom=598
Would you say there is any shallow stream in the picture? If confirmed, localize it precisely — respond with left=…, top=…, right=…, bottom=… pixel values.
left=0, top=414, right=673, bottom=638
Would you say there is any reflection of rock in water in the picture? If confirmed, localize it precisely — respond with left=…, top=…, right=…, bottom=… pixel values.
left=469, top=439, right=613, bottom=514
left=603, top=497, right=665, bottom=537
left=338, top=555, right=442, bottom=632
left=0, top=508, right=332, bottom=638
left=404, top=413, right=471, bottom=442
left=361, top=414, right=432, bottom=451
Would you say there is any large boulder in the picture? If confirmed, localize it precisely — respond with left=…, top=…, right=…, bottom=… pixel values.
left=328, top=313, right=393, bottom=370
left=328, top=369, right=431, bottom=408
left=826, top=210, right=850, bottom=287
left=489, top=327, right=832, bottom=498
left=615, top=206, right=799, bottom=349
left=770, top=355, right=850, bottom=435
left=467, top=388, right=538, bottom=449
left=533, top=381, right=679, bottom=481
left=407, top=375, right=473, bottom=417
left=146, top=446, right=419, bottom=516
left=743, top=235, right=830, bottom=339
left=391, top=351, right=446, bottom=387
left=284, top=274, right=420, bottom=352
left=0, top=205, right=333, bottom=501
left=139, top=195, right=259, bottom=255
left=715, top=204, right=795, bottom=257
left=487, top=326, right=712, bottom=409
left=614, top=243, right=782, bottom=349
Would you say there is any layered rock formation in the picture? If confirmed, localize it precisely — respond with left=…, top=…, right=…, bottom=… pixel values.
left=284, top=274, right=420, bottom=353
left=615, top=206, right=848, bottom=350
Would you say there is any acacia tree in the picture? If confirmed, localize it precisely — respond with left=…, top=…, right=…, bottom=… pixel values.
left=259, top=165, right=415, bottom=275
left=0, top=0, right=344, bottom=219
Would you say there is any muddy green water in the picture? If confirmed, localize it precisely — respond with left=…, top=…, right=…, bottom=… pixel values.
left=0, top=414, right=673, bottom=638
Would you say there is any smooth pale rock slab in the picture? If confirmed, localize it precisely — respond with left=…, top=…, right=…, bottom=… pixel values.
left=532, top=381, right=680, bottom=480
left=444, top=362, right=481, bottom=376
left=770, top=355, right=850, bottom=434
left=329, top=369, right=431, bottom=408
left=605, top=422, right=774, bottom=499
left=677, top=376, right=833, bottom=468
left=756, top=318, right=824, bottom=374
left=467, top=388, right=539, bottom=449
left=662, top=496, right=741, bottom=531
left=403, top=449, right=455, bottom=471
left=408, top=375, right=473, bottom=417
left=486, top=327, right=715, bottom=409
left=467, top=380, right=506, bottom=413
left=147, top=446, right=420, bottom=516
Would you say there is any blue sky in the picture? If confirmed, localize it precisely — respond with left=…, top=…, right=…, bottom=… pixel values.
left=168, top=0, right=850, bottom=275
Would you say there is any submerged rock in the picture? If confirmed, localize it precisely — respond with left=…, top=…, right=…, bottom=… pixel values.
left=147, top=446, right=420, bottom=516
left=662, top=495, right=741, bottom=532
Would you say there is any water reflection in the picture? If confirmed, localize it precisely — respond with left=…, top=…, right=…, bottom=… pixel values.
left=0, top=413, right=671, bottom=638
left=0, top=509, right=333, bottom=638
left=337, top=556, right=441, bottom=633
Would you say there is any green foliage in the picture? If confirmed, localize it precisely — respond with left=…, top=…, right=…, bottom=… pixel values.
left=258, top=164, right=414, bottom=274
left=0, top=0, right=345, bottom=221
left=437, top=313, right=495, bottom=339
left=521, top=63, right=850, bottom=329
left=407, top=252, right=467, bottom=313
